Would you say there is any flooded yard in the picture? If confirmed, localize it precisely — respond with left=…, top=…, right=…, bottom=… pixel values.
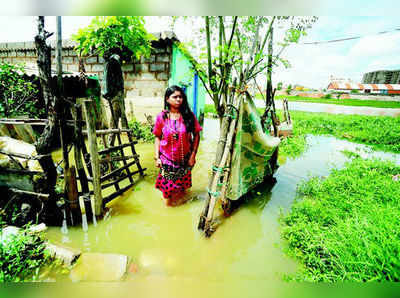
left=44, top=118, right=400, bottom=292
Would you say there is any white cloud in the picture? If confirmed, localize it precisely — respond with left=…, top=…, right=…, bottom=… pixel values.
left=348, top=32, right=400, bottom=58
left=272, top=18, right=400, bottom=88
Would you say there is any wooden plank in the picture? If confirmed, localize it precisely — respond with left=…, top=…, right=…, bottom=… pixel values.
left=0, top=119, right=48, bottom=125
left=100, top=160, right=137, bottom=183
left=101, top=168, right=146, bottom=189
left=9, top=188, right=49, bottom=199
left=102, top=183, right=134, bottom=206
left=125, top=132, right=145, bottom=176
left=100, top=133, right=119, bottom=191
left=0, top=149, right=46, bottom=160
left=83, top=99, right=103, bottom=216
left=97, top=141, right=138, bottom=156
left=99, top=154, right=139, bottom=164
left=108, top=103, right=134, bottom=184
left=100, top=161, right=140, bottom=182
left=82, top=128, right=132, bottom=136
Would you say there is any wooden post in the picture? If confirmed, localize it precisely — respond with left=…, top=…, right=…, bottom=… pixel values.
left=65, top=165, right=79, bottom=223
left=34, top=16, right=58, bottom=197
left=83, top=99, right=103, bottom=216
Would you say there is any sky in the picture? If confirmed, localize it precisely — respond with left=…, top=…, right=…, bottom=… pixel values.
left=0, top=16, right=399, bottom=89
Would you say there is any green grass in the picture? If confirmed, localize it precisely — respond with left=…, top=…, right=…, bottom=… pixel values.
left=278, top=134, right=308, bottom=159
left=286, top=111, right=400, bottom=153
left=280, top=157, right=400, bottom=281
left=0, top=226, right=51, bottom=282
left=205, top=104, right=400, bottom=155
left=272, top=95, right=400, bottom=109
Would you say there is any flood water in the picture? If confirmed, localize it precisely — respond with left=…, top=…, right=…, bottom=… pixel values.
left=45, top=118, right=400, bottom=293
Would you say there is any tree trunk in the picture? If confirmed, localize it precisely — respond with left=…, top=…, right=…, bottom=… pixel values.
left=34, top=16, right=58, bottom=196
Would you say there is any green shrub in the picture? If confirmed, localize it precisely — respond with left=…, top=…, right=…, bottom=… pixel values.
left=287, top=111, right=400, bottom=153
left=279, top=135, right=308, bottom=159
left=128, top=118, right=154, bottom=143
left=0, top=226, right=51, bottom=282
left=0, top=63, right=44, bottom=118
left=321, top=93, right=332, bottom=99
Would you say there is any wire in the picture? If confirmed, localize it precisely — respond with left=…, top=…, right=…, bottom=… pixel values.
left=300, top=27, right=400, bottom=45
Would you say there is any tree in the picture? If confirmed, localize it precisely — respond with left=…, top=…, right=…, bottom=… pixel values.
left=72, top=16, right=155, bottom=61
left=286, top=84, right=293, bottom=95
left=34, top=16, right=58, bottom=196
left=171, top=16, right=316, bottom=121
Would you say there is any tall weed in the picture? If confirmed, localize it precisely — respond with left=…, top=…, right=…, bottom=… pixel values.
left=281, top=158, right=400, bottom=281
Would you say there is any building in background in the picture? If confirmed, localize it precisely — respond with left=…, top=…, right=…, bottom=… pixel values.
left=362, top=70, right=400, bottom=84
left=327, top=82, right=400, bottom=95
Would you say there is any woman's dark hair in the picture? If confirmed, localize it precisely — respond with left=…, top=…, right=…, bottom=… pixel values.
left=163, top=85, right=195, bottom=134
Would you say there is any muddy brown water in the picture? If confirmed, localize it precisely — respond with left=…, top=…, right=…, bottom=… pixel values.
left=45, top=118, right=400, bottom=293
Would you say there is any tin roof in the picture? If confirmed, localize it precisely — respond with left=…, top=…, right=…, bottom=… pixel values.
left=0, top=31, right=178, bottom=52
left=328, top=82, right=400, bottom=91
left=22, top=64, right=83, bottom=78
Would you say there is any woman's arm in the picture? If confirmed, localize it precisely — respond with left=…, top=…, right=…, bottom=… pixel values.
left=188, top=132, right=200, bottom=167
left=154, top=136, right=162, bottom=168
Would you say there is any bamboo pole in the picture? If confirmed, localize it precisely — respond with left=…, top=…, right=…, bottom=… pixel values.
left=204, top=93, right=241, bottom=236
left=198, top=90, right=234, bottom=230
left=83, top=99, right=102, bottom=216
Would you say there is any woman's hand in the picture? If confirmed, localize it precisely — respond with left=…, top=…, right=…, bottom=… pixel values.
left=155, top=158, right=162, bottom=168
left=188, top=153, right=196, bottom=167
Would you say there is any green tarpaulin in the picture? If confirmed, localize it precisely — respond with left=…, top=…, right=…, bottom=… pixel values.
left=226, top=94, right=280, bottom=201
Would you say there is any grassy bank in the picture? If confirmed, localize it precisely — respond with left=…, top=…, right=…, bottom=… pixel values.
left=280, top=157, right=400, bottom=281
left=205, top=104, right=400, bottom=155
left=287, top=111, right=400, bottom=153
left=259, top=95, right=400, bottom=109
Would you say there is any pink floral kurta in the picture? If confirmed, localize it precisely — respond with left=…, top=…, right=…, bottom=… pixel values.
left=153, top=111, right=202, bottom=198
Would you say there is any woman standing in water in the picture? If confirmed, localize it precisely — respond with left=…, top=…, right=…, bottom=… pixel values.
left=153, top=85, right=202, bottom=206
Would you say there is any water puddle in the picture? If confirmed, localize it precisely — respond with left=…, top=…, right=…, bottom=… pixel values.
left=45, top=118, right=400, bottom=292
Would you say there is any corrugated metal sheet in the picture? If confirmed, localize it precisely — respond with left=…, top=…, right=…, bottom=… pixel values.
left=328, top=82, right=400, bottom=91
left=20, top=65, right=83, bottom=78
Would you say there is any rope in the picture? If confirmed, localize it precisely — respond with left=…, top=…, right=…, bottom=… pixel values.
left=207, top=188, right=221, bottom=198
left=212, top=165, right=230, bottom=173
left=224, top=104, right=239, bottom=119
